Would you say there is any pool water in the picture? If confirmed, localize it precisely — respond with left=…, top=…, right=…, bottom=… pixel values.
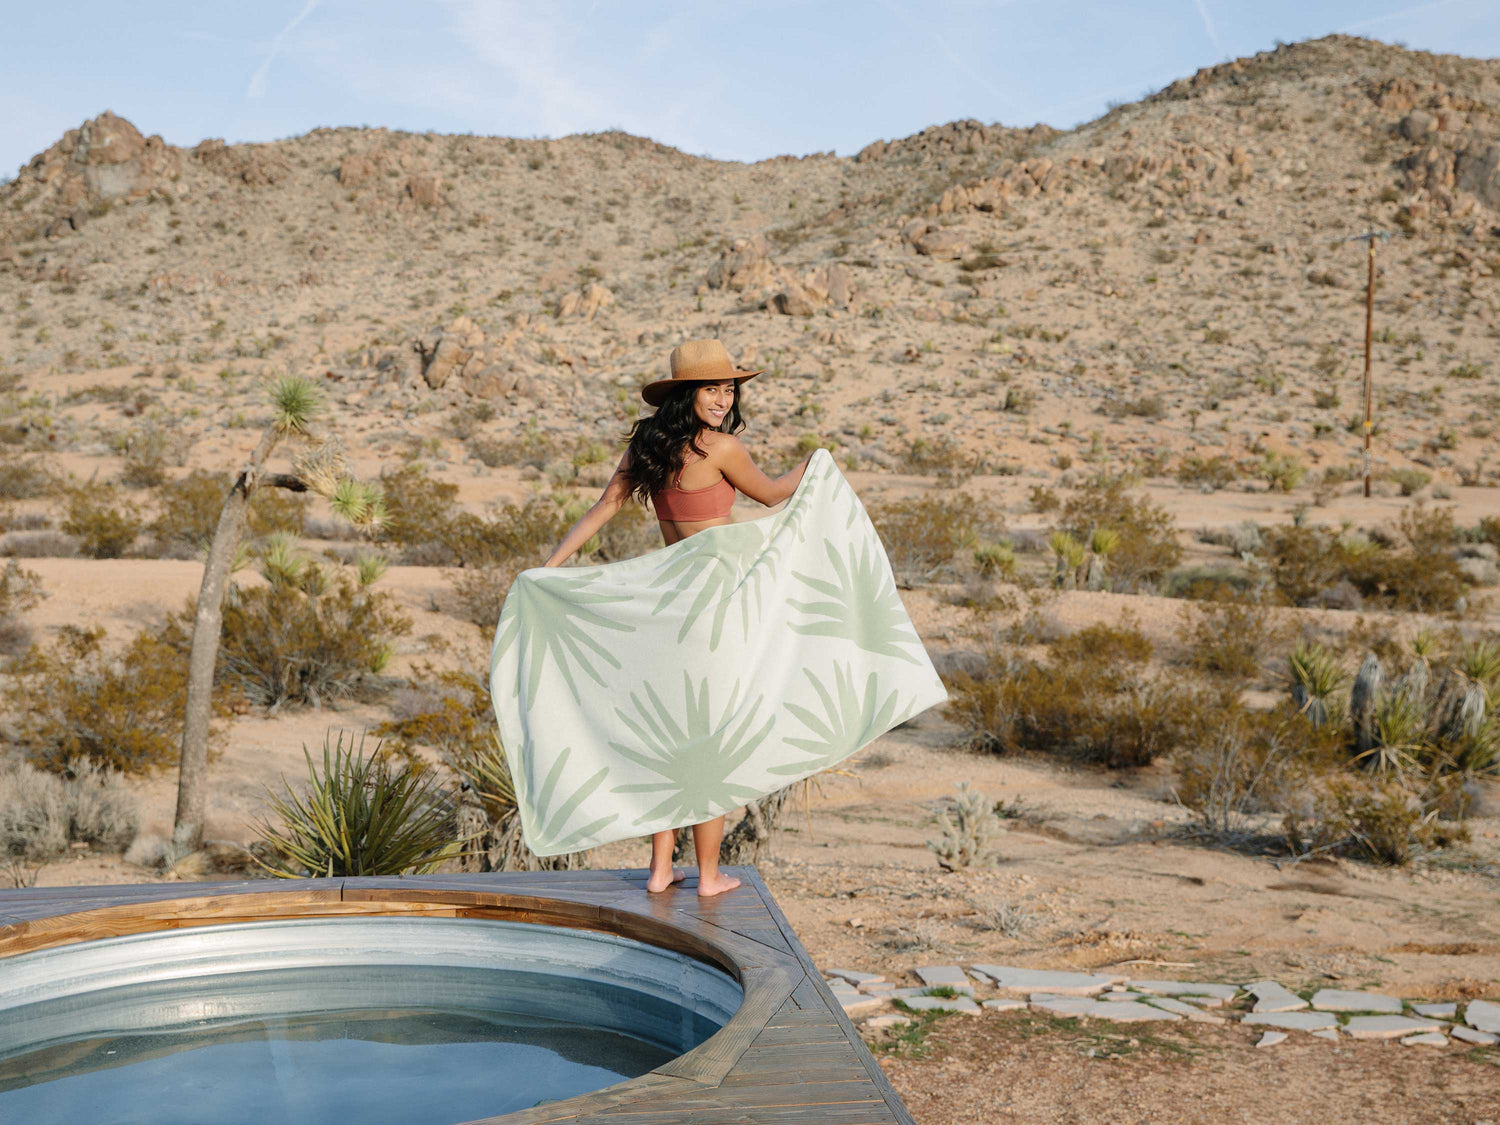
left=0, top=918, right=740, bottom=1125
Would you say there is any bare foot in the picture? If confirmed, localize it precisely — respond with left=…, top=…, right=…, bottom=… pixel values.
left=696, top=872, right=741, bottom=898
left=646, top=866, right=686, bottom=893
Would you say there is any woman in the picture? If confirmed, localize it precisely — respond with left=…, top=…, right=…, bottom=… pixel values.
left=542, top=338, right=812, bottom=897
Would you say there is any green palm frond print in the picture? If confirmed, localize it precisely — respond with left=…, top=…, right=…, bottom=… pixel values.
left=647, top=523, right=774, bottom=650
left=489, top=446, right=948, bottom=857
left=492, top=569, right=635, bottom=706
left=609, top=672, right=775, bottom=824
left=788, top=538, right=923, bottom=664
left=769, top=662, right=904, bottom=776
left=528, top=746, right=618, bottom=854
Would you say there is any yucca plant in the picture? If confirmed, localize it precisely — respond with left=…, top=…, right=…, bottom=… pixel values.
left=1459, top=640, right=1500, bottom=701
left=1353, top=692, right=1428, bottom=777
left=1350, top=653, right=1383, bottom=756
left=1050, top=531, right=1086, bottom=589
left=175, top=376, right=389, bottom=846
left=1288, top=641, right=1346, bottom=726
left=973, top=541, right=1016, bottom=580
left=449, top=731, right=517, bottom=820
left=253, top=730, right=466, bottom=877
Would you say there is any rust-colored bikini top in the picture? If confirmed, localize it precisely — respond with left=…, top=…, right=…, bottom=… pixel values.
left=651, top=474, right=736, bottom=521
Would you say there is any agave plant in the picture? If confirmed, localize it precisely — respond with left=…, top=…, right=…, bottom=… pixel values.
left=253, top=730, right=465, bottom=877
left=1459, top=640, right=1500, bottom=701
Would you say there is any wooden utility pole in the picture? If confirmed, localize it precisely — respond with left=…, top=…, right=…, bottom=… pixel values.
left=1349, top=230, right=1390, bottom=498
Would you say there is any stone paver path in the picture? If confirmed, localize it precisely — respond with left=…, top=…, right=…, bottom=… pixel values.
left=818, top=961, right=1500, bottom=1055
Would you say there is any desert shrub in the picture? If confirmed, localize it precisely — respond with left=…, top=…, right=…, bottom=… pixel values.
left=0, top=530, right=78, bottom=559
left=945, top=623, right=1200, bottom=768
left=374, top=663, right=499, bottom=773
left=870, top=493, right=1003, bottom=587
left=252, top=730, right=461, bottom=877
left=1163, top=564, right=1259, bottom=601
left=1259, top=452, right=1305, bottom=492
left=1388, top=468, right=1430, bottom=497
left=208, top=571, right=411, bottom=710
left=1261, top=513, right=1464, bottom=613
left=378, top=463, right=460, bottom=549
left=591, top=497, right=660, bottom=561
left=3, top=625, right=203, bottom=774
left=1282, top=776, right=1459, bottom=866
left=150, top=471, right=311, bottom=552
left=1178, top=593, right=1289, bottom=681
left=0, top=456, right=52, bottom=500
left=1171, top=705, right=1322, bottom=839
left=451, top=565, right=516, bottom=634
left=1029, top=485, right=1060, bottom=513
left=926, top=782, right=999, bottom=871
left=0, top=559, right=45, bottom=656
left=1059, top=475, right=1181, bottom=592
left=116, top=424, right=178, bottom=488
left=61, top=486, right=143, bottom=558
left=899, top=434, right=972, bottom=475
left=1176, top=455, right=1238, bottom=491
left=1, top=758, right=140, bottom=860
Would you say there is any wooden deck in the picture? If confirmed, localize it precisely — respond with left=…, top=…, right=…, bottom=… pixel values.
left=0, top=867, right=915, bottom=1124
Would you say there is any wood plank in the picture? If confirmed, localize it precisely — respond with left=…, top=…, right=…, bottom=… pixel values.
left=739, top=869, right=917, bottom=1125
left=653, top=964, right=799, bottom=1086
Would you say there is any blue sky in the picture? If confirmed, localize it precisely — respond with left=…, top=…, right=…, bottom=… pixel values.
left=2, top=1, right=1496, bottom=177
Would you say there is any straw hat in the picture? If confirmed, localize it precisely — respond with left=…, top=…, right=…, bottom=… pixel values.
left=640, top=338, right=764, bottom=407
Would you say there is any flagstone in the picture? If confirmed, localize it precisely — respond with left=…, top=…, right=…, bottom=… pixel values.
left=972, top=965, right=1122, bottom=996
left=1246, top=981, right=1308, bottom=1012
left=1142, top=996, right=1227, bottom=1024
left=1451, top=1025, right=1499, bottom=1046
left=824, top=968, right=886, bottom=986
left=1241, top=1011, right=1339, bottom=1032
left=1256, top=1031, right=1288, bottom=1048
left=914, top=965, right=971, bottom=989
left=1310, top=989, right=1402, bottom=1014
left=1412, top=1002, right=1456, bottom=1019
left=1401, top=1031, right=1448, bottom=1047
left=982, top=998, right=1026, bottom=1013
left=1344, top=1016, right=1445, bottom=1040
left=1466, top=999, right=1500, bottom=1034
left=1128, top=979, right=1240, bottom=1001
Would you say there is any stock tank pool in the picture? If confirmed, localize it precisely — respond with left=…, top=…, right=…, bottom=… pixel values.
left=0, top=915, right=742, bottom=1124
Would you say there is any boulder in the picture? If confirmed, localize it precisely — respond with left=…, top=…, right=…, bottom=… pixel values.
left=706, top=236, right=776, bottom=291
left=415, top=316, right=485, bottom=389
left=1400, top=111, right=1435, bottom=142
left=406, top=172, right=442, bottom=207
left=194, top=139, right=290, bottom=186
left=557, top=282, right=615, bottom=320
left=914, top=229, right=968, bottom=259
left=769, top=283, right=817, bottom=317
left=338, top=154, right=378, bottom=187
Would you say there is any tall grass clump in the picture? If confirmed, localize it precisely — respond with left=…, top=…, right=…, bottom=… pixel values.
left=252, top=731, right=463, bottom=877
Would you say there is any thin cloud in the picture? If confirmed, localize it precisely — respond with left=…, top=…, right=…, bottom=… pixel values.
left=1339, top=0, right=1468, bottom=33
left=248, top=0, right=321, bottom=99
left=1192, top=0, right=1225, bottom=55
left=875, top=0, right=1014, bottom=106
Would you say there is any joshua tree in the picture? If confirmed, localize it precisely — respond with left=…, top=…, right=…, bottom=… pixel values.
left=174, top=376, right=384, bottom=846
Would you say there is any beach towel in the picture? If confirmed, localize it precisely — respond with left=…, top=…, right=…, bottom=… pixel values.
left=488, top=448, right=948, bottom=856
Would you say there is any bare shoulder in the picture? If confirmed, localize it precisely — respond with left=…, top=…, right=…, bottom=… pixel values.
left=700, top=430, right=744, bottom=461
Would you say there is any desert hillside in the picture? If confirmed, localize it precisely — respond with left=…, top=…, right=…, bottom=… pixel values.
left=3, top=33, right=1500, bottom=1121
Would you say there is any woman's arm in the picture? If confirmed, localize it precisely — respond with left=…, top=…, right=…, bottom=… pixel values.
left=543, top=452, right=632, bottom=567
left=716, top=435, right=813, bottom=507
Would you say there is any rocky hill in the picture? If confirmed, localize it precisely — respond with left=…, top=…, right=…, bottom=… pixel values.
left=2, top=34, right=1498, bottom=488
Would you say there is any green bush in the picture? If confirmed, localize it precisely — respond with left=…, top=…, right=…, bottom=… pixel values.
left=210, top=573, right=411, bottom=710
left=0, top=456, right=52, bottom=500
left=1060, top=475, right=1182, bottom=592
left=3, top=625, right=208, bottom=775
left=61, top=487, right=143, bottom=558
left=150, top=471, right=310, bottom=552
left=1177, top=594, right=1289, bottom=681
left=1176, top=455, right=1238, bottom=491
left=945, top=623, right=1201, bottom=768
left=870, top=494, right=1003, bottom=587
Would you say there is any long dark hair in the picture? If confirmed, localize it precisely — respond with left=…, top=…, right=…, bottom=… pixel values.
left=622, top=380, right=745, bottom=505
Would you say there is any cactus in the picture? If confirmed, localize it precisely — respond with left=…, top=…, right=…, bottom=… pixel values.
left=926, top=781, right=999, bottom=872
left=1350, top=653, right=1383, bottom=756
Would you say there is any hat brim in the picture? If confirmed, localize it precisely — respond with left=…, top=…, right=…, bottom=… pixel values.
left=641, top=367, right=764, bottom=407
